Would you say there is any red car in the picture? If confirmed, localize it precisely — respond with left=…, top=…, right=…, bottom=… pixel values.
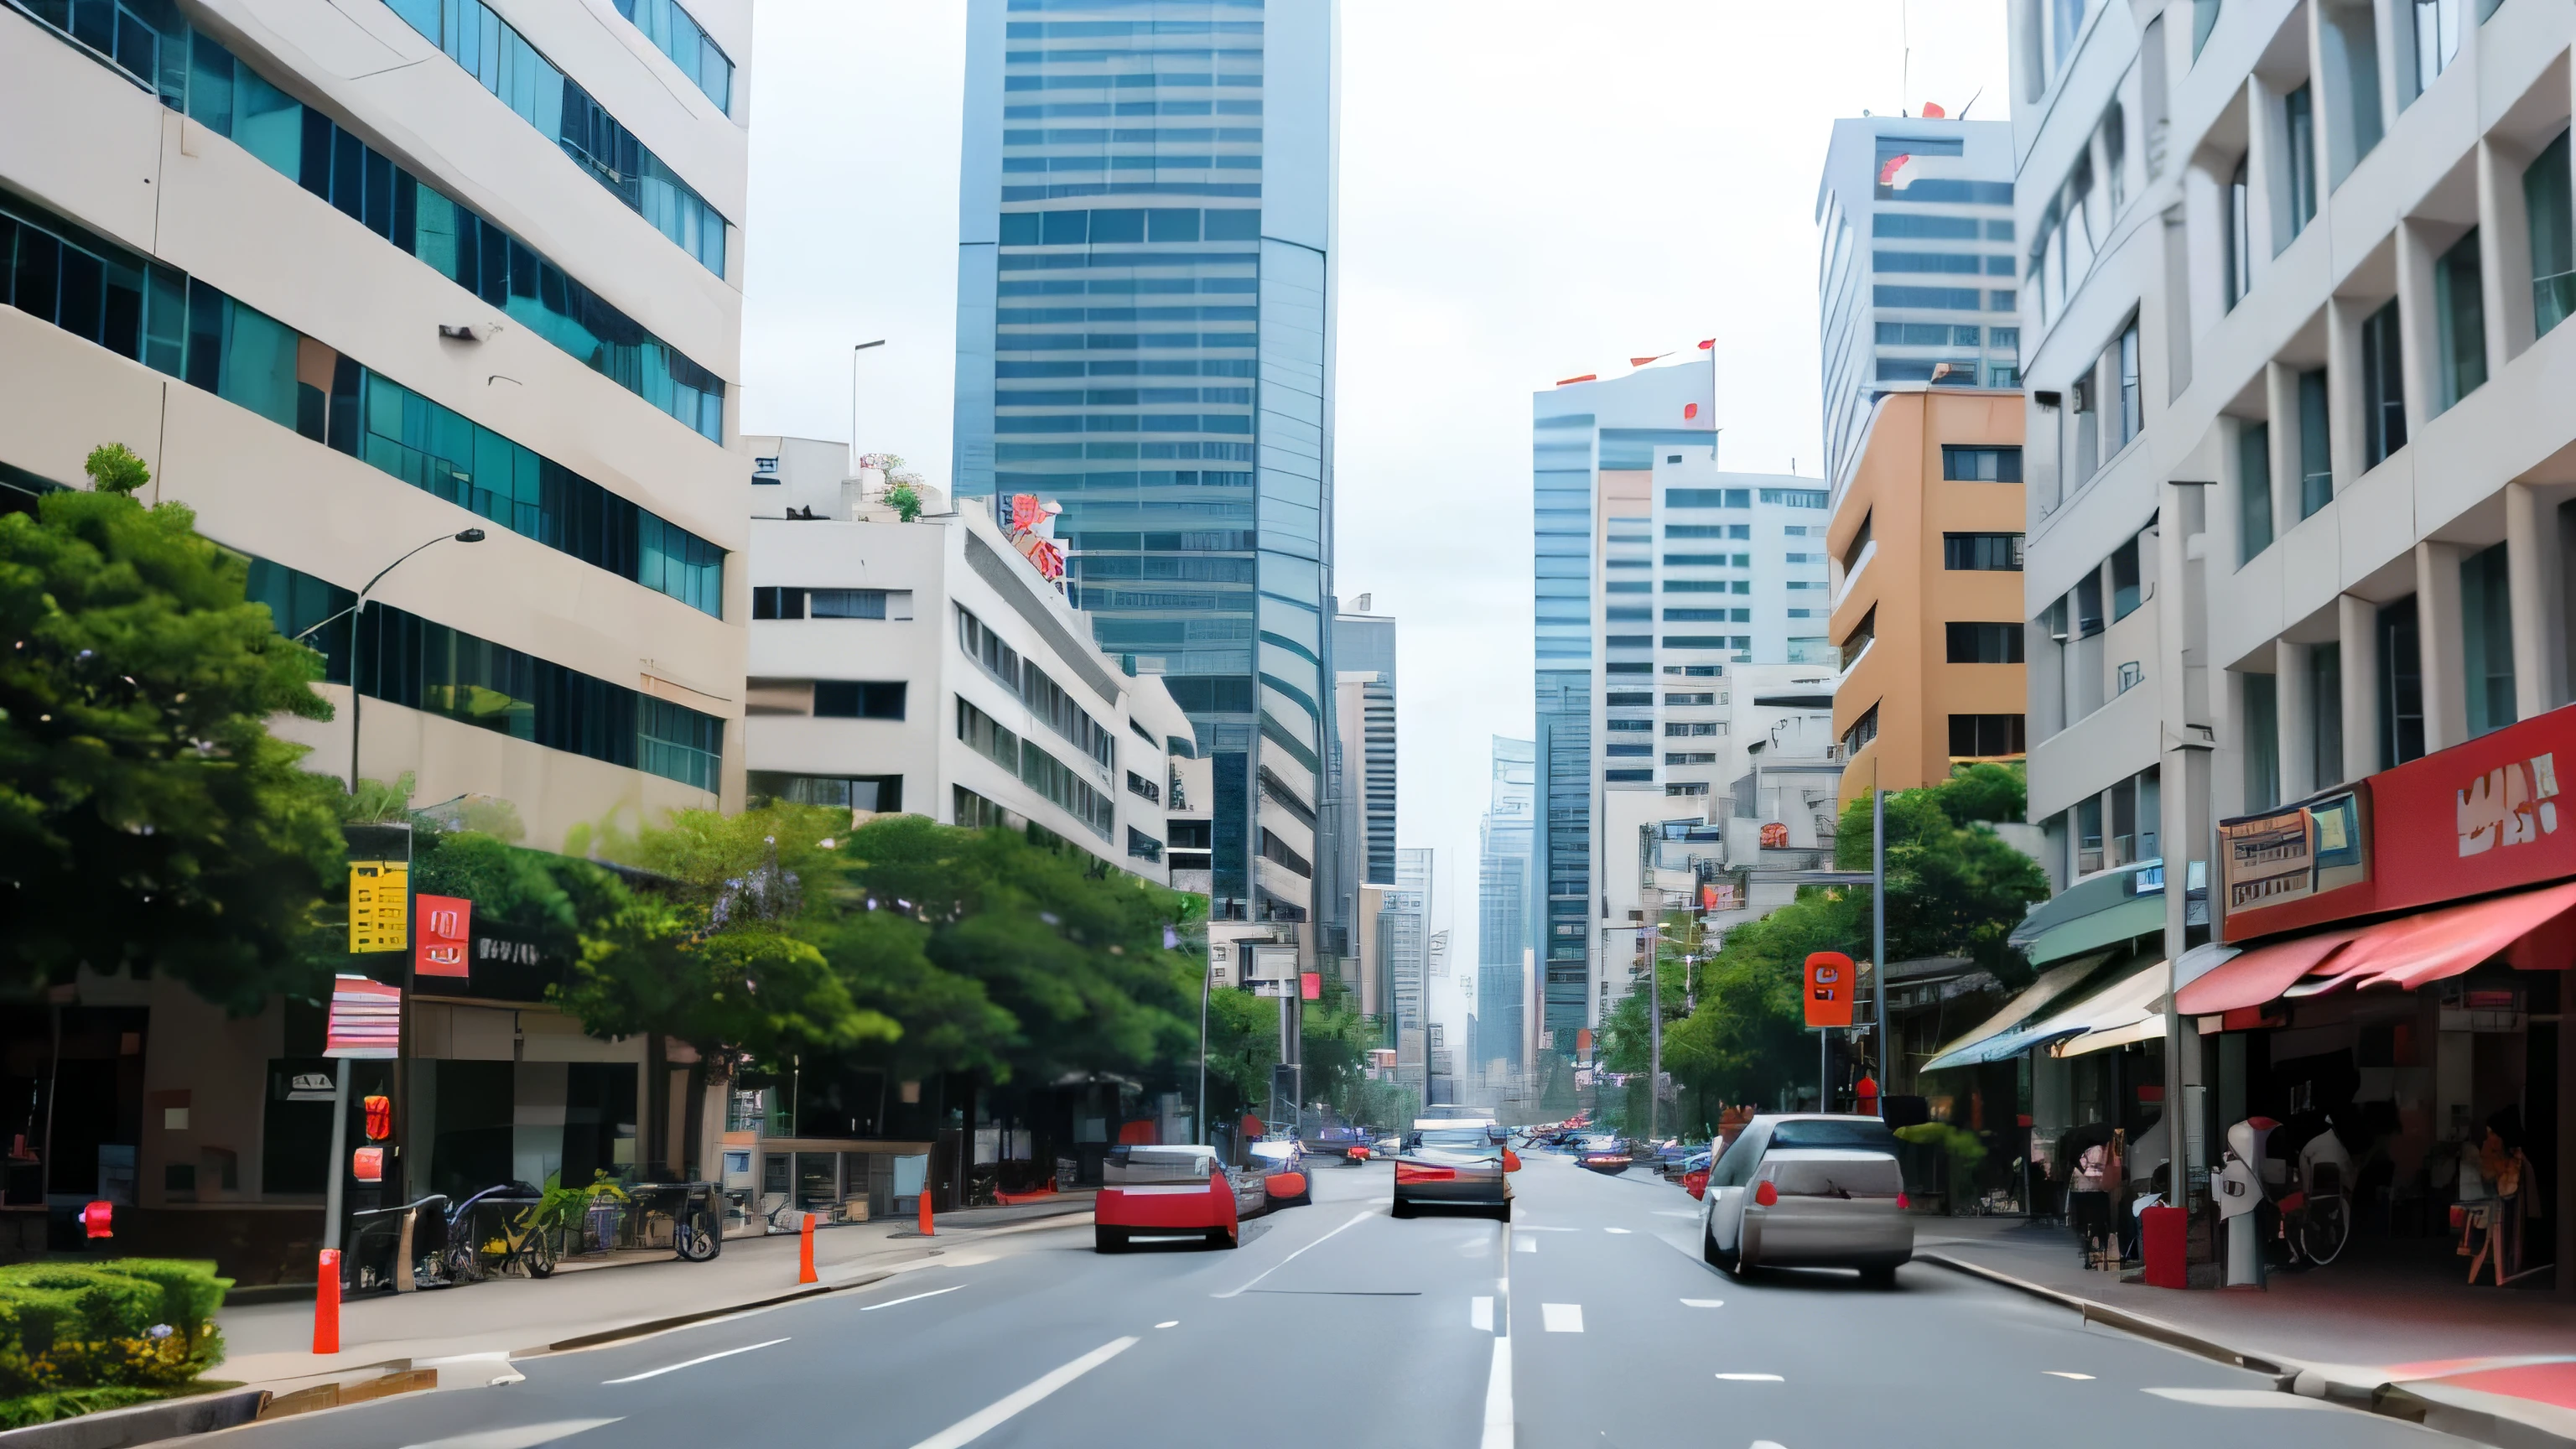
left=1095, top=1145, right=1239, bottom=1251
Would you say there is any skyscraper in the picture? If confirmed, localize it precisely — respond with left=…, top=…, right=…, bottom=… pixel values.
left=1327, top=601, right=1395, bottom=979
left=1815, top=117, right=2019, bottom=496
left=953, top=0, right=1339, bottom=944
left=1476, top=737, right=1535, bottom=1083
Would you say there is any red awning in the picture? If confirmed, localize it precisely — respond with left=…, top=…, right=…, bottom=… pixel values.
left=2178, top=880, right=2576, bottom=1016
left=2174, top=929, right=2366, bottom=1015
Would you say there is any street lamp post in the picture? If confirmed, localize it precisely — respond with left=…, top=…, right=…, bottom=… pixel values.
left=292, top=528, right=488, bottom=792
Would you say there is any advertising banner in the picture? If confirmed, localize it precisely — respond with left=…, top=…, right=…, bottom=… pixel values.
left=1804, top=952, right=1855, bottom=1029
left=347, top=861, right=408, bottom=954
left=415, top=895, right=472, bottom=978
left=2373, top=714, right=2575, bottom=912
left=325, top=974, right=402, bottom=1059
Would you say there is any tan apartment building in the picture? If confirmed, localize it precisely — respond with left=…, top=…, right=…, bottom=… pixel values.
left=1827, top=387, right=2028, bottom=806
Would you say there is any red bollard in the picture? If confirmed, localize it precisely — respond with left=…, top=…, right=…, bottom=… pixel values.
left=312, top=1249, right=340, bottom=1355
left=917, top=1190, right=934, bottom=1238
left=797, top=1213, right=818, bottom=1284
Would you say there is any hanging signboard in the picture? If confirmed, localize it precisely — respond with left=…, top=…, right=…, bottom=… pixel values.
left=325, top=974, right=402, bottom=1059
left=415, top=895, right=472, bottom=978
left=1804, top=951, right=1855, bottom=1029
left=347, top=862, right=409, bottom=953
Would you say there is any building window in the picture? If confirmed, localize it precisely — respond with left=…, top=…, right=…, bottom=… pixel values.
left=813, top=681, right=906, bottom=719
left=1665, top=782, right=1711, bottom=797
left=2075, top=795, right=2105, bottom=875
left=749, top=772, right=902, bottom=813
left=2378, top=595, right=2426, bottom=768
left=1757, top=488, right=1830, bottom=508
left=1665, top=488, right=1752, bottom=509
left=2434, top=229, right=2487, bottom=413
left=613, top=0, right=735, bottom=112
left=1943, top=533, right=2024, bottom=570
left=1841, top=607, right=1877, bottom=669
left=2411, top=0, right=2462, bottom=99
left=2323, top=0, right=2385, bottom=186
left=1940, top=446, right=2023, bottom=481
left=1665, top=692, right=1716, bottom=706
left=2526, top=130, right=2574, bottom=338
left=1843, top=704, right=1881, bottom=756
left=1948, top=714, right=2025, bottom=756
left=958, top=696, right=1022, bottom=773
left=2192, top=0, right=2220, bottom=57
left=2283, top=86, right=2319, bottom=243
left=2115, top=319, right=2142, bottom=447
left=2309, top=642, right=2344, bottom=787
left=1126, top=827, right=1164, bottom=863
left=2461, top=543, right=2517, bottom=737
left=1125, top=769, right=1162, bottom=804
left=1945, top=623, right=2026, bottom=663
left=2243, top=673, right=2281, bottom=811
left=2110, top=534, right=2143, bottom=621
left=954, top=786, right=1010, bottom=831
left=2225, top=156, right=2251, bottom=309
left=2238, top=421, right=2273, bottom=563
left=2298, top=369, right=2333, bottom=516
left=1665, top=752, right=1718, bottom=765
left=2360, top=299, right=2407, bottom=468
left=1665, top=722, right=1720, bottom=737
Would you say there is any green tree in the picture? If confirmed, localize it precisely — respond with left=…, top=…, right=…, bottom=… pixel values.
left=0, top=445, right=345, bottom=1010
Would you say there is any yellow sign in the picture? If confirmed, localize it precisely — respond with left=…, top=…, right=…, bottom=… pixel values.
left=348, top=862, right=409, bottom=953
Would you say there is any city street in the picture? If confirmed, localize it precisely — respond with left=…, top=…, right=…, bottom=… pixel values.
left=224, top=1154, right=2461, bottom=1449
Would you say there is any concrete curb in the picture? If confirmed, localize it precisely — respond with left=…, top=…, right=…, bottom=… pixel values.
left=0, top=1389, right=266, bottom=1449
left=537, top=1268, right=898, bottom=1353
left=1919, top=1251, right=2576, bottom=1449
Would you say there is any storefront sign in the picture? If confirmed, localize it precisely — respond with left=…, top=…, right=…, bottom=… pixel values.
left=415, top=895, right=472, bottom=978
left=1804, top=952, right=1855, bottom=1029
left=347, top=862, right=408, bottom=953
left=2217, top=791, right=2367, bottom=942
left=2375, top=724, right=2575, bottom=911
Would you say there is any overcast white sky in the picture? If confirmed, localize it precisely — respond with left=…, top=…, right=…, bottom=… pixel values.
left=740, top=1, right=2012, bottom=986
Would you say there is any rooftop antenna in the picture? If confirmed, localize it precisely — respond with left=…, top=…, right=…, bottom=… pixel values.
left=1957, top=86, right=1985, bottom=120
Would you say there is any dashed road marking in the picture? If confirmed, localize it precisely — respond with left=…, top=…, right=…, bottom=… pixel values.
left=2142, top=1388, right=2339, bottom=1410
left=903, top=1337, right=1141, bottom=1449
left=862, top=1285, right=963, bottom=1311
left=2044, top=1372, right=2094, bottom=1380
left=1604, top=1227, right=1633, bottom=1234
left=1541, top=1303, right=1583, bottom=1333
left=1471, top=1296, right=1493, bottom=1332
left=1716, top=1373, right=1784, bottom=1382
left=1155, top=1321, right=1179, bottom=1329
left=1680, top=1298, right=1724, bottom=1308
left=602, top=1338, right=788, bottom=1384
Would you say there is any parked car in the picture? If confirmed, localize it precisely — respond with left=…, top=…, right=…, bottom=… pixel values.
left=1576, top=1135, right=1633, bottom=1174
left=1249, top=1137, right=1312, bottom=1207
left=1680, top=1151, right=1711, bottom=1200
left=1393, top=1118, right=1517, bottom=1220
left=1095, top=1145, right=1240, bottom=1251
left=1699, top=1114, right=1911, bottom=1285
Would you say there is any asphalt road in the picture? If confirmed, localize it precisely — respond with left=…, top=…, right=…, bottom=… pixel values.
left=223, top=1151, right=2467, bottom=1449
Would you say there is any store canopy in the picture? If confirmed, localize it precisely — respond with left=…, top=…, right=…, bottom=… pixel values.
left=2018, top=893, right=2167, bottom=967
left=2047, top=968, right=2171, bottom=1057
left=2008, top=860, right=2158, bottom=953
left=1921, top=953, right=2116, bottom=1072
left=2179, top=880, right=2576, bottom=1016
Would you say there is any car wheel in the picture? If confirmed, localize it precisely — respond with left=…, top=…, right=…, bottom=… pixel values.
left=1860, top=1262, right=1899, bottom=1289
left=1390, top=1197, right=1416, bottom=1219
left=1701, top=1220, right=1737, bottom=1270
left=1094, top=1226, right=1129, bottom=1254
left=1207, top=1227, right=1237, bottom=1249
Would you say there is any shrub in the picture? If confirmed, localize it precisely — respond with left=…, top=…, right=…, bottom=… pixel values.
left=0, top=1260, right=228, bottom=1394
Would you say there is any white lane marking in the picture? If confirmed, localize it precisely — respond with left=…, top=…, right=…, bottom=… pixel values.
left=1213, top=1208, right=1379, bottom=1298
left=1753, top=1441, right=1789, bottom=1448
left=1471, top=1296, right=1493, bottom=1332
left=1480, top=1336, right=1513, bottom=1449
left=1541, top=1303, right=1583, bottom=1333
left=2141, top=1388, right=2340, bottom=1410
left=1716, top=1373, right=1784, bottom=1382
left=862, top=1285, right=964, bottom=1311
left=1680, top=1298, right=1724, bottom=1308
left=1155, top=1321, right=1179, bottom=1329
left=1514, top=1237, right=1538, bottom=1254
left=904, top=1337, right=1140, bottom=1449
left=1516, top=1225, right=1581, bottom=1232
left=2044, top=1372, right=2095, bottom=1380
left=397, top=1424, right=621, bottom=1449
left=1654, top=1209, right=1698, bottom=1218
left=1604, top=1227, right=1632, bottom=1234
left=601, top=1337, right=789, bottom=1384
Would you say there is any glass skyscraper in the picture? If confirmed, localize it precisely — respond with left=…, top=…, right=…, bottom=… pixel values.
left=954, top=0, right=1338, bottom=931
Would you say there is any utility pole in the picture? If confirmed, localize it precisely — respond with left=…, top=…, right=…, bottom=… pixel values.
left=1647, top=941, right=1661, bottom=1144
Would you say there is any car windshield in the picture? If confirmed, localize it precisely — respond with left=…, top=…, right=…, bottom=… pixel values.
left=1581, top=1136, right=1623, bottom=1150
left=1414, top=1129, right=1495, bottom=1150
left=1769, top=1119, right=1900, bottom=1151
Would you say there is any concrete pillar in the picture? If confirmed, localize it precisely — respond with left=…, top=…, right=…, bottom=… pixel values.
left=2418, top=539, right=2469, bottom=753
left=2392, top=221, right=2438, bottom=436
left=2264, top=363, right=2298, bottom=527
left=2506, top=483, right=2564, bottom=718
left=2325, top=299, right=2363, bottom=496
left=2480, top=137, right=2538, bottom=366
left=2277, top=638, right=2314, bottom=797
left=2340, top=593, right=2381, bottom=774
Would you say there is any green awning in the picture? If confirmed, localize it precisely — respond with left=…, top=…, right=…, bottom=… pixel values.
left=2021, top=893, right=2168, bottom=966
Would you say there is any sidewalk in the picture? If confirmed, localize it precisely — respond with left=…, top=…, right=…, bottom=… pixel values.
left=1916, top=1216, right=2576, bottom=1446
left=215, top=1197, right=1095, bottom=1392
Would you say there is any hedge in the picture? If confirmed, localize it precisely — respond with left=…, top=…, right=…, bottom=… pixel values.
left=0, top=1260, right=229, bottom=1394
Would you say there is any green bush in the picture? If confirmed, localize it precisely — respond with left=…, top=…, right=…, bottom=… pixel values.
left=0, top=1385, right=169, bottom=1429
left=0, top=1260, right=228, bottom=1394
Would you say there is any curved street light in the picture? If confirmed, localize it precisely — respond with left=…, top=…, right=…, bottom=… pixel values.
left=292, top=528, right=486, bottom=792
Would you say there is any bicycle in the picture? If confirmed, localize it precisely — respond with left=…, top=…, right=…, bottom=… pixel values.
left=2286, top=1160, right=2350, bottom=1266
left=440, top=1183, right=558, bottom=1284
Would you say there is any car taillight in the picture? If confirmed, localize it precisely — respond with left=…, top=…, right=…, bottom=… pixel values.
left=1396, top=1163, right=1457, bottom=1184
left=1753, top=1180, right=1779, bottom=1207
left=1897, top=1192, right=1911, bottom=1210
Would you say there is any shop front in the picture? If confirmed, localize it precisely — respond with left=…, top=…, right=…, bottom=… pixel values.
left=2181, top=703, right=2576, bottom=1289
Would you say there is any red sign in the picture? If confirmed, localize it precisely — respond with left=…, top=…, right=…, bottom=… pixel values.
left=80, top=1201, right=112, bottom=1239
left=1805, top=952, right=1855, bottom=1029
left=363, top=1094, right=392, bottom=1141
left=1759, top=822, right=1790, bottom=849
left=351, top=1147, right=385, bottom=1183
left=416, top=895, right=472, bottom=978
left=1300, top=971, right=1321, bottom=1001
left=325, top=975, right=402, bottom=1059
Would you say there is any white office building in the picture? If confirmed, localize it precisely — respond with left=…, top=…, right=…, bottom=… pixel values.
left=1818, top=116, right=2023, bottom=496
left=745, top=439, right=1194, bottom=883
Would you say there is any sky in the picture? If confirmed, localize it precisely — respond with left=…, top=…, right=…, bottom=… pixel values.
left=740, top=1, right=2013, bottom=1002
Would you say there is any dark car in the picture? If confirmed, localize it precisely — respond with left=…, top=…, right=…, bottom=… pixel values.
left=1576, top=1135, right=1633, bottom=1174
left=1393, top=1119, right=1517, bottom=1219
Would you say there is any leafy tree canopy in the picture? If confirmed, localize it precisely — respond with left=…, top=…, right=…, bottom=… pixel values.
left=0, top=446, right=345, bottom=1010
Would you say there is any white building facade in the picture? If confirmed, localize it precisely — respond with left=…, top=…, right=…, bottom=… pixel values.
left=745, top=439, right=1193, bottom=884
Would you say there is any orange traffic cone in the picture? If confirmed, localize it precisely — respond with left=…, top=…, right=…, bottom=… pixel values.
left=312, top=1249, right=340, bottom=1354
left=797, top=1213, right=817, bottom=1284
left=918, top=1189, right=934, bottom=1237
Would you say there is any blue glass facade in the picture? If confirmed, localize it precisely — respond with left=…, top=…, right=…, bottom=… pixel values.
left=955, top=0, right=1334, bottom=925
